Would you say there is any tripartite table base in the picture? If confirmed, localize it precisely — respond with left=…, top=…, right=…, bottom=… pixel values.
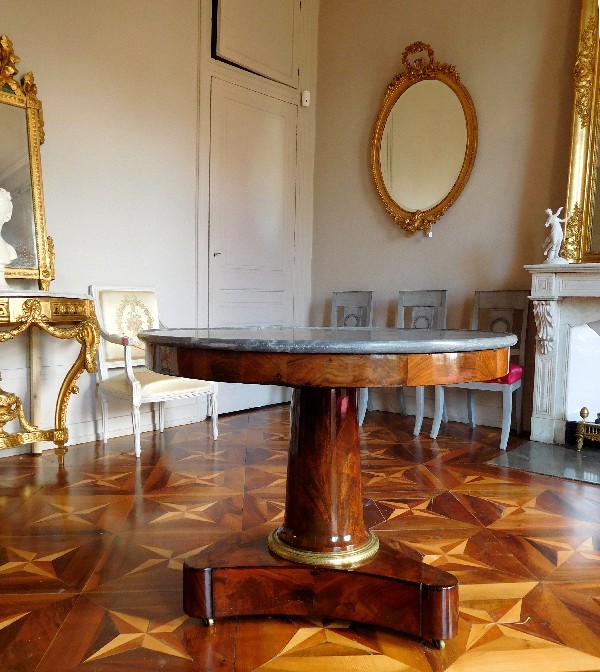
left=183, top=532, right=458, bottom=646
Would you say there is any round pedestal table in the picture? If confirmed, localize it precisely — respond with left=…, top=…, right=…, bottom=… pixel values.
left=141, top=327, right=516, bottom=647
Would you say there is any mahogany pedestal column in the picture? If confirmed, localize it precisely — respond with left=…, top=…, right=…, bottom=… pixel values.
left=142, top=327, right=515, bottom=647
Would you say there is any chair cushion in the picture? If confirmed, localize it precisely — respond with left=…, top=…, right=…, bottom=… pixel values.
left=100, top=368, right=214, bottom=398
left=485, top=362, right=523, bottom=385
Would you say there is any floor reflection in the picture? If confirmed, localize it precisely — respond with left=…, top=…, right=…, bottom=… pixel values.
left=489, top=440, right=600, bottom=484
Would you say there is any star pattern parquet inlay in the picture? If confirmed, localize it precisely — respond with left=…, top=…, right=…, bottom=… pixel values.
left=1, top=406, right=600, bottom=670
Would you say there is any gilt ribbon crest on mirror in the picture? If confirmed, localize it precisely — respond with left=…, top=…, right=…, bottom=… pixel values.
left=0, top=34, right=54, bottom=289
left=371, top=42, right=477, bottom=235
left=561, top=0, right=600, bottom=263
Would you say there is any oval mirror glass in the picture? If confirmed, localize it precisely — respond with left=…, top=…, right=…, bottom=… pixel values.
left=371, top=42, right=477, bottom=235
left=381, top=79, right=467, bottom=212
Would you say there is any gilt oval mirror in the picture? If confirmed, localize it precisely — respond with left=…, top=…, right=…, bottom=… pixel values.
left=371, top=42, right=477, bottom=235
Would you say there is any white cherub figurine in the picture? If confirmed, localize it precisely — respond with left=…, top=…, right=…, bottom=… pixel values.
left=0, top=188, right=18, bottom=288
left=543, top=206, right=569, bottom=265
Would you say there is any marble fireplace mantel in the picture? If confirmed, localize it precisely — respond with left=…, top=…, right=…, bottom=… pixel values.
left=526, top=263, right=600, bottom=444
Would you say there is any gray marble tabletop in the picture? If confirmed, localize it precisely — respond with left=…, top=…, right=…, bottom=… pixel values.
left=140, top=326, right=516, bottom=355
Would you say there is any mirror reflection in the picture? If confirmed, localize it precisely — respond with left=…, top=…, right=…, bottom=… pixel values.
left=371, top=42, right=477, bottom=235
left=0, top=33, right=53, bottom=289
left=380, top=79, right=467, bottom=212
left=592, top=170, right=600, bottom=250
left=0, top=103, right=38, bottom=268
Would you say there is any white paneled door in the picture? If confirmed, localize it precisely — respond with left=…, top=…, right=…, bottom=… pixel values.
left=208, top=77, right=297, bottom=412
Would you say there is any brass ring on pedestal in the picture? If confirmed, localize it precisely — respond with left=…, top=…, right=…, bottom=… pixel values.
left=267, top=528, right=379, bottom=568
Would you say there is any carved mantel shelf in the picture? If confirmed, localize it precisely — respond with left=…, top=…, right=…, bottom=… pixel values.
left=526, top=263, right=600, bottom=444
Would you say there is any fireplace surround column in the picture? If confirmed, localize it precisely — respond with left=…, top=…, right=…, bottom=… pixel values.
left=526, top=264, right=600, bottom=444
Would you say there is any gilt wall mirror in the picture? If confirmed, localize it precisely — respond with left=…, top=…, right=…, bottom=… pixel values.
left=562, top=0, right=600, bottom=262
left=371, top=42, right=477, bottom=235
left=0, top=34, right=53, bottom=289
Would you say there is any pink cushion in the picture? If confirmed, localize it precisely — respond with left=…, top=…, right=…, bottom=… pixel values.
left=485, top=362, right=523, bottom=385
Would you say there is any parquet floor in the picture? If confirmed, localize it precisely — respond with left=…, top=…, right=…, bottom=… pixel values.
left=2, top=405, right=600, bottom=671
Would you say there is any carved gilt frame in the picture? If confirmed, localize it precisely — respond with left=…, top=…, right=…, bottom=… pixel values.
left=370, top=42, right=478, bottom=235
left=562, top=0, right=600, bottom=262
left=0, top=34, right=54, bottom=289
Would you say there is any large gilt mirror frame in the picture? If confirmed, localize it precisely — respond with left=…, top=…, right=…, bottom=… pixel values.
left=0, top=34, right=54, bottom=289
left=562, top=0, right=600, bottom=262
left=370, top=42, right=478, bottom=235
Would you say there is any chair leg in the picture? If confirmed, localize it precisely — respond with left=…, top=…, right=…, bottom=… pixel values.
left=515, top=384, right=523, bottom=435
left=397, top=387, right=406, bottom=416
left=158, top=401, right=165, bottom=433
left=499, top=387, right=513, bottom=451
left=467, top=390, right=476, bottom=428
left=132, top=404, right=142, bottom=458
left=210, top=392, right=218, bottom=440
left=430, top=386, right=444, bottom=439
left=100, top=393, right=109, bottom=445
left=413, top=386, right=425, bottom=436
left=357, top=388, right=368, bottom=427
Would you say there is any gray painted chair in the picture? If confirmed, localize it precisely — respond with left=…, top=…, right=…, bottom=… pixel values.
left=331, top=290, right=373, bottom=426
left=430, top=290, right=529, bottom=450
left=396, top=290, right=448, bottom=435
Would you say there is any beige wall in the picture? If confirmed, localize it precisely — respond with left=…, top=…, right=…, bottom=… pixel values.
left=1, top=0, right=319, bottom=447
left=311, top=0, right=580, bottom=421
left=3, top=0, right=199, bottom=318
left=313, top=0, right=578, bottom=325
left=0, top=0, right=583, bottom=441
left=2, top=0, right=202, bottom=443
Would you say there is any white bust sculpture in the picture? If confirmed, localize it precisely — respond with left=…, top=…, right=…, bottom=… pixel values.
left=0, top=188, right=18, bottom=288
left=543, top=206, right=570, bottom=265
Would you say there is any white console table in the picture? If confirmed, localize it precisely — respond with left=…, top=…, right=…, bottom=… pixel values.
left=526, top=263, right=600, bottom=444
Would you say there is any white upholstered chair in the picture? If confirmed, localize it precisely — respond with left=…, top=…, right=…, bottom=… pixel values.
left=331, top=291, right=373, bottom=426
left=430, top=290, right=529, bottom=450
left=89, top=286, right=218, bottom=457
left=397, top=290, right=447, bottom=436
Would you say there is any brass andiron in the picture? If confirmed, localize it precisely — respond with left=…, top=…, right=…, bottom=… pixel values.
left=575, top=407, right=600, bottom=450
